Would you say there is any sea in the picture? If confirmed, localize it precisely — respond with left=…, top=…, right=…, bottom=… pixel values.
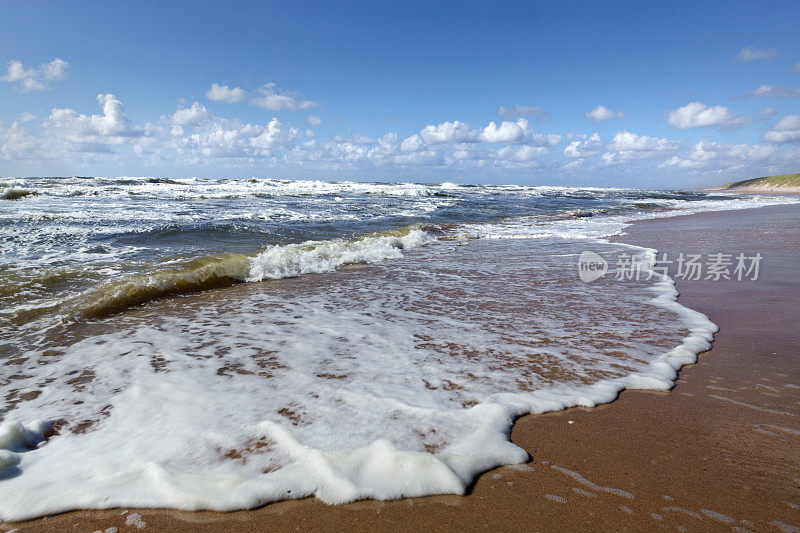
left=0, top=176, right=797, bottom=520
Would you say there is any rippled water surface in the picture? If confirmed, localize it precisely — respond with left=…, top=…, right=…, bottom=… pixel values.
left=0, top=176, right=796, bottom=520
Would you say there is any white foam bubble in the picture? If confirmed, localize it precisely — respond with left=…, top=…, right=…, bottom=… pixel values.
left=247, top=227, right=431, bottom=281
left=0, top=234, right=719, bottom=520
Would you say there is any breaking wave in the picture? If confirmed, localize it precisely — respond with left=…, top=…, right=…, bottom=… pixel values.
left=64, top=225, right=432, bottom=320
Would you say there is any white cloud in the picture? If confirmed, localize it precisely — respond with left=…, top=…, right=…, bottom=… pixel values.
left=601, top=131, right=679, bottom=165
left=9, top=91, right=798, bottom=180
left=496, top=105, right=549, bottom=121
left=47, top=93, right=141, bottom=151
left=206, top=83, right=247, bottom=103
left=393, top=149, right=441, bottom=166
left=17, top=112, right=37, bottom=123
left=307, top=115, right=322, bottom=126
left=400, top=134, right=424, bottom=152
left=367, top=132, right=399, bottom=160
left=408, top=118, right=559, bottom=149
left=746, top=84, right=800, bottom=98
left=172, top=102, right=209, bottom=126
left=763, top=114, right=800, bottom=143
left=1, top=58, right=69, bottom=92
left=478, top=119, right=528, bottom=143
left=248, top=118, right=300, bottom=153
left=563, top=133, right=602, bottom=158
left=0, top=117, right=43, bottom=160
left=667, top=102, right=749, bottom=129
left=585, top=105, right=624, bottom=123
left=737, top=46, right=778, bottom=62
left=250, top=83, right=318, bottom=111
left=495, top=144, right=546, bottom=162
left=529, top=132, right=562, bottom=147
left=419, top=121, right=477, bottom=143
left=134, top=109, right=304, bottom=162
left=607, top=131, right=676, bottom=152
left=660, top=140, right=777, bottom=170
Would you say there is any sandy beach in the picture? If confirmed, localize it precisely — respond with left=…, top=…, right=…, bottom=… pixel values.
left=4, top=203, right=799, bottom=532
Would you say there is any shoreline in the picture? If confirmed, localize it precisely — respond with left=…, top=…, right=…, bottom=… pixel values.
left=4, top=203, right=800, bottom=532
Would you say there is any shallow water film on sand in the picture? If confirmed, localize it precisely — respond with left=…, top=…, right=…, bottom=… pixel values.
left=0, top=176, right=797, bottom=520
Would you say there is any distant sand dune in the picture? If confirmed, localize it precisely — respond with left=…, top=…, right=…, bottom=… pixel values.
left=709, top=172, right=800, bottom=193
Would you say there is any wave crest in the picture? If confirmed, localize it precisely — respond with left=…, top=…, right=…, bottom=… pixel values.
left=247, top=226, right=430, bottom=281
left=75, top=253, right=252, bottom=318
left=67, top=225, right=430, bottom=320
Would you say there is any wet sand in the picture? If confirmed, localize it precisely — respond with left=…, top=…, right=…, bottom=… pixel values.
left=4, top=203, right=799, bottom=532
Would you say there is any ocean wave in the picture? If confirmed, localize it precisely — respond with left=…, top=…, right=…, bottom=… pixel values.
left=247, top=226, right=430, bottom=281
left=0, top=176, right=641, bottom=201
left=2, top=188, right=38, bottom=200
left=0, top=236, right=716, bottom=521
left=61, top=225, right=432, bottom=320
left=74, top=253, right=252, bottom=318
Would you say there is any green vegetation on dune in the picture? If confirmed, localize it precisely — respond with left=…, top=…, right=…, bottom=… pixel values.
left=721, top=172, right=800, bottom=190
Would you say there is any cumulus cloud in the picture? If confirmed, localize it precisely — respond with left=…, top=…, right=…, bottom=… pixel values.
left=736, top=46, right=778, bottom=62
left=495, top=144, right=546, bottom=162
left=660, top=140, right=777, bottom=170
left=419, top=121, right=477, bottom=143
left=250, top=83, right=318, bottom=110
left=746, top=84, right=800, bottom=98
left=393, top=149, right=441, bottom=166
left=496, top=105, right=549, bottom=121
left=206, top=83, right=247, bottom=103
left=585, top=105, right=624, bottom=122
left=377, top=117, right=561, bottom=170
left=172, top=102, right=210, bottom=126
left=1, top=58, right=69, bottom=92
left=478, top=119, right=529, bottom=143
left=607, top=131, right=676, bottom=152
left=667, top=102, right=749, bottom=129
left=9, top=91, right=797, bottom=179
left=0, top=117, right=43, bottom=160
left=601, top=131, right=679, bottom=164
left=563, top=133, right=602, bottom=158
left=248, top=118, right=300, bottom=153
left=404, top=118, right=559, bottom=150
left=307, top=115, right=322, bottom=126
left=763, top=114, right=800, bottom=143
left=47, top=93, right=142, bottom=151
left=530, top=132, right=562, bottom=147
left=400, top=134, right=424, bottom=152
left=134, top=107, right=304, bottom=162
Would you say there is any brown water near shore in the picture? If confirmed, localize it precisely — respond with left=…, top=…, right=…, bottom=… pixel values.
left=4, top=204, right=799, bottom=532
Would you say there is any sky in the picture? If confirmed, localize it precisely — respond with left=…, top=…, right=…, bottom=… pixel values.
left=1, top=0, right=799, bottom=187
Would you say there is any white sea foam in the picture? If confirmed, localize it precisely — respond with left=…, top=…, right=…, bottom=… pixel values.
left=247, top=227, right=431, bottom=281
left=459, top=195, right=800, bottom=242
left=1, top=177, right=795, bottom=520
left=0, top=232, right=718, bottom=520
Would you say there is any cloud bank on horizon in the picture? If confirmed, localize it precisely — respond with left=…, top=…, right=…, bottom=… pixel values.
left=0, top=2, right=799, bottom=187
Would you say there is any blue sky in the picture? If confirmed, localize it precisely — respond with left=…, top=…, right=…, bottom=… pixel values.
left=1, top=1, right=799, bottom=187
